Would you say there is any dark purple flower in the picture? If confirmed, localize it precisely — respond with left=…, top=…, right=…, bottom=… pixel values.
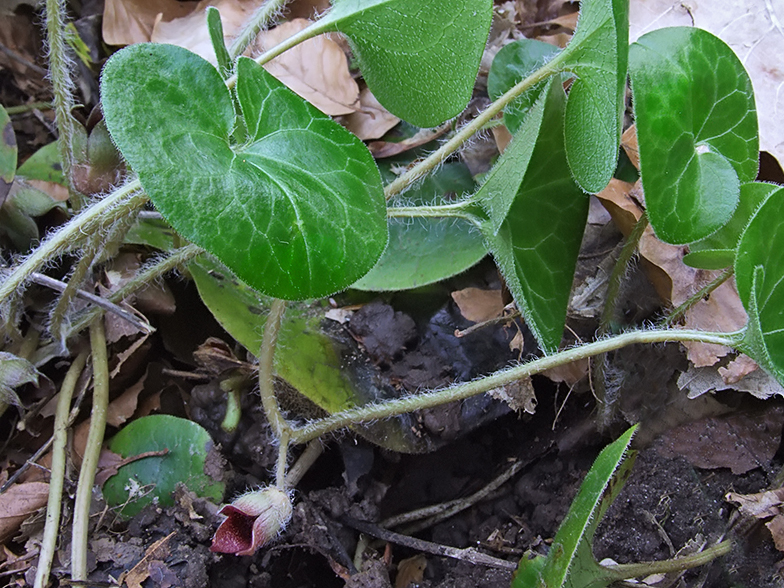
left=210, top=487, right=292, bottom=556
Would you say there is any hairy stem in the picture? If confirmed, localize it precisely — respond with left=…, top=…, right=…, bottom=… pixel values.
left=275, top=429, right=290, bottom=490
left=44, top=0, right=81, bottom=208
left=383, top=53, right=566, bottom=200
left=5, top=102, right=53, bottom=114
left=604, top=539, right=732, bottom=581
left=34, top=351, right=88, bottom=588
left=387, top=201, right=482, bottom=226
left=290, top=328, right=742, bottom=444
left=664, top=266, right=734, bottom=327
left=71, top=319, right=109, bottom=581
left=0, top=179, right=144, bottom=307
left=228, top=0, right=291, bottom=62
left=258, top=299, right=292, bottom=439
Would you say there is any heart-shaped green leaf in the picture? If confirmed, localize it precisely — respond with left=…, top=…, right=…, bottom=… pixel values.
left=103, top=415, right=225, bottom=517
left=355, top=162, right=486, bottom=291
left=558, top=0, right=628, bottom=193
left=630, top=27, right=758, bottom=245
left=487, top=39, right=561, bottom=134
left=684, top=182, right=779, bottom=269
left=479, top=80, right=589, bottom=353
left=302, top=0, right=493, bottom=127
left=101, top=44, right=387, bottom=300
left=735, top=187, right=784, bottom=384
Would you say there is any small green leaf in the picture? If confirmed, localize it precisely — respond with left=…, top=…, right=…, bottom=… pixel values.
left=558, top=0, right=628, bottom=193
left=1, top=105, right=17, bottom=201
left=309, top=0, right=493, bottom=127
left=189, top=257, right=433, bottom=453
left=102, top=44, right=387, bottom=300
left=630, top=27, right=758, bottom=244
left=0, top=183, right=64, bottom=250
left=487, top=39, right=561, bottom=134
left=355, top=163, right=486, bottom=291
left=207, top=7, right=232, bottom=79
left=479, top=80, right=588, bottom=353
left=684, top=182, right=779, bottom=269
left=735, top=187, right=784, bottom=384
left=16, top=142, right=66, bottom=186
left=103, top=415, right=225, bottom=517
left=541, top=425, right=637, bottom=587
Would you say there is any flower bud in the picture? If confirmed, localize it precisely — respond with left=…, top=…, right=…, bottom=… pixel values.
left=210, top=487, right=293, bottom=556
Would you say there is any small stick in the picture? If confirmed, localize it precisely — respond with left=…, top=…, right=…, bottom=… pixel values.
left=340, top=516, right=517, bottom=571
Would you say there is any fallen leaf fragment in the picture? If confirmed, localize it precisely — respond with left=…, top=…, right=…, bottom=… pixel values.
left=677, top=361, right=784, bottom=400
left=103, top=0, right=196, bottom=45
left=253, top=18, right=359, bottom=116
left=340, top=86, right=400, bottom=140
left=120, top=531, right=175, bottom=588
left=487, top=377, right=537, bottom=414
left=726, top=488, right=784, bottom=519
left=451, top=287, right=505, bottom=323
left=395, top=554, right=427, bottom=588
left=0, top=482, right=48, bottom=543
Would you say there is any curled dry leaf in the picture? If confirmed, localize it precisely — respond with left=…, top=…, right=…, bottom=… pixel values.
left=103, top=0, right=197, bottom=45
left=253, top=18, right=359, bottom=116
left=0, top=481, right=49, bottom=543
left=340, top=86, right=400, bottom=140
left=451, top=287, right=505, bottom=323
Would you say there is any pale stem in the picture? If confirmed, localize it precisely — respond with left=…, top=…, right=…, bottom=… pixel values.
left=603, top=539, right=732, bottom=581
left=387, top=202, right=481, bottom=226
left=228, top=0, right=292, bottom=62
left=258, top=298, right=293, bottom=439
left=0, top=179, right=144, bottom=305
left=71, top=319, right=110, bottom=581
left=285, top=440, right=324, bottom=488
left=275, top=429, right=290, bottom=490
left=34, top=351, right=88, bottom=588
left=290, top=328, right=742, bottom=444
left=44, top=0, right=81, bottom=208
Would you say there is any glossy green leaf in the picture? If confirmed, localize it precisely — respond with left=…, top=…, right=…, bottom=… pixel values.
left=207, top=7, right=232, bottom=79
left=1, top=105, right=16, bottom=200
left=684, top=182, right=779, bottom=269
left=189, top=257, right=433, bottom=453
left=558, top=0, right=628, bottom=193
left=479, top=80, right=589, bottom=353
left=487, top=39, right=561, bottom=134
left=102, top=44, right=387, bottom=301
left=103, top=415, right=225, bottom=517
left=630, top=27, right=758, bottom=244
left=735, top=187, right=784, bottom=384
left=355, top=163, right=486, bottom=291
left=305, top=0, right=492, bottom=127
left=15, top=142, right=66, bottom=186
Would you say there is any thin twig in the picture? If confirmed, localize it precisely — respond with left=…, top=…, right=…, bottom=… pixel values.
left=285, top=440, right=324, bottom=487
left=30, top=272, right=153, bottom=335
left=71, top=319, right=109, bottom=581
left=340, top=516, right=517, bottom=571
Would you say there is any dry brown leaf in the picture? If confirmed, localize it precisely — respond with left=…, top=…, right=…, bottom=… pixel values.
left=106, top=373, right=146, bottom=427
left=120, top=531, right=175, bottom=588
left=0, top=482, right=48, bottom=543
left=487, top=377, right=537, bottom=414
left=340, top=87, right=400, bottom=140
left=621, top=125, right=640, bottom=169
left=726, top=488, right=784, bottom=519
left=395, top=555, right=427, bottom=588
left=103, top=0, right=196, bottom=45
left=368, top=124, right=451, bottom=158
left=677, top=361, right=784, bottom=400
left=718, top=354, right=759, bottom=385
left=767, top=515, right=784, bottom=552
left=542, top=358, right=589, bottom=386
left=285, top=0, right=332, bottom=19
left=253, top=18, right=359, bottom=116
left=491, top=125, right=513, bottom=153
left=151, top=0, right=261, bottom=62
left=653, top=406, right=784, bottom=474
left=451, top=288, right=506, bottom=323
left=629, top=0, right=784, bottom=165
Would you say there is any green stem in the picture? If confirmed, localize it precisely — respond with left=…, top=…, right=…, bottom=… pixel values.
left=603, top=539, right=732, bottom=581
left=290, top=328, right=742, bottom=444
left=387, top=201, right=481, bottom=225
left=5, top=102, right=53, bottom=114
left=275, top=429, right=290, bottom=490
left=34, top=351, right=88, bottom=588
left=44, top=0, right=81, bottom=209
left=258, top=299, right=292, bottom=439
left=0, top=179, right=144, bottom=308
left=219, top=372, right=246, bottom=433
left=71, top=319, right=109, bottom=581
left=664, top=266, right=734, bottom=327
left=383, top=52, right=566, bottom=200
left=228, top=0, right=291, bottom=63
